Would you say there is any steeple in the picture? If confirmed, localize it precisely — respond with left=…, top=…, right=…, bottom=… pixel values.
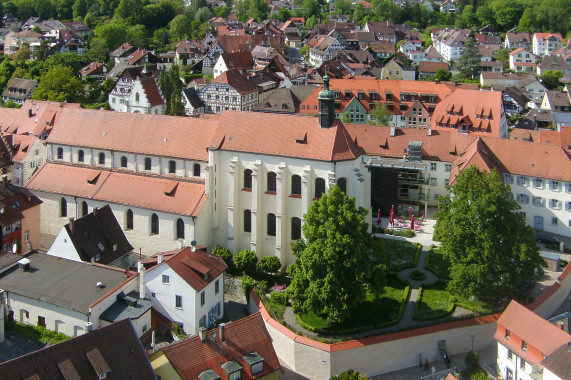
left=318, top=75, right=335, bottom=129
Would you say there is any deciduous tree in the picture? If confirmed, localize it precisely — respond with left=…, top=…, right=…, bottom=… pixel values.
left=289, top=186, right=387, bottom=323
left=368, top=104, right=392, bottom=126
left=456, top=36, right=482, bottom=80
left=540, top=70, right=564, bottom=90
left=434, top=167, right=542, bottom=302
left=33, top=65, right=84, bottom=103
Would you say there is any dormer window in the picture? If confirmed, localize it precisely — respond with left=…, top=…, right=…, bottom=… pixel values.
left=244, top=352, right=264, bottom=375
left=222, top=361, right=242, bottom=380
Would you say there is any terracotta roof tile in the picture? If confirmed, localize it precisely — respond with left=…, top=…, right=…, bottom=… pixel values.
left=495, top=300, right=570, bottom=362
left=161, top=313, right=280, bottom=379
left=148, top=247, right=226, bottom=291
left=212, top=111, right=361, bottom=161
left=27, top=163, right=207, bottom=216
left=139, top=77, right=164, bottom=107
left=47, top=108, right=217, bottom=161
left=541, top=342, right=571, bottom=379
left=0, top=100, right=80, bottom=137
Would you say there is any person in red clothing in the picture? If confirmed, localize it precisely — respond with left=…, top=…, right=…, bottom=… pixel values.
left=424, top=359, right=429, bottom=371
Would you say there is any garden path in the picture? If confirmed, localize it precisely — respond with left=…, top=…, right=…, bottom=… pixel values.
left=281, top=245, right=471, bottom=341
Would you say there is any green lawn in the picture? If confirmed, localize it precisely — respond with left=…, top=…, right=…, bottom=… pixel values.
left=413, top=280, right=455, bottom=320
left=379, top=239, right=419, bottom=270
left=425, top=247, right=451, bottom=278
left=454, top=294, right=495, bottom=315
left=297, top=273, right=410, bottom=334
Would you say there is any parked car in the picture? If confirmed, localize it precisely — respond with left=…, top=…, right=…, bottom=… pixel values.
left=536, top=235, right=560, bottom=245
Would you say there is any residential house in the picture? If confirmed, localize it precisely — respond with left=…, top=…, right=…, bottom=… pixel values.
left=3, top=30, right=42, bottom=55
left=505, top=32, right=532, bottom=50
left=541, top=90, right=571, bottom=112
left=0, top=319, right=157, bottom=380
left=481, top=72, right=534, bottom=87
left=533, top=33, right=564, bottom=56
left=79, top=62, right=107, bottom=79
left=2, top=78, right=36, bottom=105
left=3, top=14, right=21, bottom=31
left=431, top=89, right=508, bottom=139
left=516, top=75, right=548, bottom=105
left=150, top=313, right=280, bottom=380
left=254, top=87, right=301, bottom=114
left=142, top=246, right=226, bottom=335
left=423, top=45, right=444, bottom=62
left=127, top=49, right=159, bottom=66
left=213, top=51, right=254, bottom=78
left=433, top=28, right=470, bottom=62
left=364, top=40, right=396, bottom=59
left=47, top=205, right=134, bottom=265
left=0, top=179, right=42, bottom=254
left=26, top=107, right=216, bottom=253
left=198, top=70, right=259, bottom=113
left=495, top=300, right=571, bottom=380
left=440, top=0, right=458, bottom=13
left=62, top=21, right=91, bottom=39
left=363, top=21, right=397, bottom=44
left=251, top=46, right=282, bottom=69
left=108, top=66, right=164, bottom=114
left=541, top=342, right=571, bottom=380
left=480, top=61, right=503, bottom=73
left=0, top=252, right=152, bottom=337
left=537, top=55, right=571, bottom=79
left=509, top=48, right=538, bottom=73
left=381, top=57, right=415, bottom=80
left=32, top=28, right=85, bottom=55
left=408, top=50, right=426, bottom=65
left=182, top=87, right=206, bottom=117
left=110, top=42, right=136, bottom=66
left=309, top=37, right=345, bottom=67
left=418, top=61, right=449, bottom=78
left=399, top=40, right=418, bottom=56
left=21, top=17, right=64, bottom=33
left=9, top=134, right=46, bottom=187
left=175, top=40, right=205, bottom=66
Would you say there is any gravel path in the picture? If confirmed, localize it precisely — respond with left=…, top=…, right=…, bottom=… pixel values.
left=282, top=245, right=472, bottom=341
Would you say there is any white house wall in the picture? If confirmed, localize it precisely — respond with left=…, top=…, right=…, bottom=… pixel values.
left=46, top=229, right=81, bottom=262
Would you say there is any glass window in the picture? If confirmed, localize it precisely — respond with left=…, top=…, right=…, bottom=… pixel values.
left=81, top=201, right=88, bottom=217
left=244, top=209, right=251, bottom=232
left=145, top=157, right=152, bottom=171
left=337, top=177, right=347, bottom=193
left=98, top=152, right=105, bottom=165
left=291, top=175, right=301, bottom=195
left=120, top=156, right=127, bottom=168
left=60, top=198, right=67, bottom=217
left=315, top=178, right=325, bottom=198
left=201, top=291, right=205, bottom=306
left=267, top=172, right=276, bottom=192
left=291, top=217, right=301, bottom=240
left=430, top=162, right=437, bottom=171
left=193, top=163, right=200, bottom=177
left=215, top=279, right=220, bottom=294
left=267, top=213, right=276, bottom=236
left=176, top=218, right=184, bottom=239
left=244, top=169, right=252, bottom=189
left=126, top=209, right=134, bottom=230
left=445, top=163, right=451, bottom=172
left=78, top=150, right=84, bottom=162
left=151, top=213, right=159, bottom=235
left=162, top=274, right=170, bottom=284
left=169, top=160, right=176, bottom=174
left=175, top=295, right=182, bottom=308
left=57, top=147, right=63, bottom=160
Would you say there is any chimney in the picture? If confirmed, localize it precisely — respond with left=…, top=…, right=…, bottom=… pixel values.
left=2, top=176, right=7, bottom=187
left=219, top=323, right=225, bottom=342
left=428, top=126, right=432, bottom=136
left=68, top=217, right=75, bottom=235
left=534, top=115, right=538, bottom=131
left=138, top=261, right=146, bottom=299
left=198, top=326, right=206, bottom=342
left=28, top=109, right=33, bottom=118
left=157, top=252, right=164, bottom=264
left=390, top=125, right=396, bottom=137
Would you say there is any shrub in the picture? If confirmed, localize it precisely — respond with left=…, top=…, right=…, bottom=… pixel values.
left=259, top=256, right=281, bottom=273
left=465, top=350, right=480, bottom=374
left=242, top=275, right=255, bottom=300
left=171, top=322, right=186, bottom=339
left=330, top=369, right=368, bottom=380
left=270, top=291, right=287, bottom=306
left=410, top=270, right=426, bottom=281
left=212, top=245, right=234, bottom=267
left=234, top=249, right=258, bottom=273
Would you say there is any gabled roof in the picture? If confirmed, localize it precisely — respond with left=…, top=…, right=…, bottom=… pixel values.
left=27, top=163, right=208, bottom=217
left=160, top=313, right=279, bottom=380
left=424, top=45, right=443, bottom=60
left=211, top=111, right=361, bottom=162
left=0, top=319, right=156, bottom=379
left=110, top=42, right=135, bottom=57
left=182, top=87, right=206, bottom=109
left=80, top=62, right=105, bottom=76
left=147, top=247, right=226, bottom=291
left=0, top=100, right=80, bottom=137
left=495, top=300, right=571, bottom=364
left=139, top=77, right=164, bottom=107
left=541, top=343, right=571, bottom=379
left=539, top=55, right=571, bottom=71
left=0, top=180, right=42, bottom=225
left=211, top=70, right=257, bottom=95
left=216, top=34, right=285, bottom=53
left=62, top=205, right=133, bottom=265
left=253, top=87, right=300, bottom=113
left=47, top=108, right=217, bottom=161
left=2, top=78, right=36, bottom=100
left=418, top=61, right=448, bottom=73
left=10, top=133, right=42, bottom=162
left=220, top=51, right=254, bottom=70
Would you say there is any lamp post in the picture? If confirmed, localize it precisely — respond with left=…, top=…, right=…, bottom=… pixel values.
left=470, top=334, right=475, bottom=351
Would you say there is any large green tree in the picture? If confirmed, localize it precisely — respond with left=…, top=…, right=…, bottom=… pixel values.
left=456, top=36, right=482, bottom=80
left=33, top=65, right=84, bottom=102
left=434, top=167, right=542, bottom=302
left=540, top=70, right=564, bottom=90
left=288, top=185, right=387, bottom=324
left=368, top=104, right=392, bottom=126
left=159, top=65, right=184, bottom=116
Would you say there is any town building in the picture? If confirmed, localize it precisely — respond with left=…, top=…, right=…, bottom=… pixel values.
left=150, top=313, right=280, bottom=380
left=1, top=78, right=36, bottom=105
left=509, top=48, right=537, bottom=73
left=108, top=66, right=165, bottom=114
left=198, top=70, right=259, bottom=113
left=532, top=33, right=564, bottom=56
left=0, top=319, right=157, bottom=380
left=9, top=134, right=47, bottom=187
left=309, top=37, right=345, bottom=67
left=181, top=87, right=206, bottom=116
left=175, top=39, right=205, bottom=66
left=505, top=32, right=532, bottom=50
left=142, top=246, right=226, bottom=336
left=213, top=51, right=254, bottom=78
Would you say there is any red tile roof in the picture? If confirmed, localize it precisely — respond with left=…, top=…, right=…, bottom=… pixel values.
left=147, top=247, right=226, bottom=291
left=10, top=134, right=41, bottom=162
left=495, top=300, right=571, bottom=365
left=0, top=100, right=80, bottom=137
left=212, top=70, right=257, bottom=95
left=161, top=313, right=280, bottom=380
left=418, top=61, right=449, bottom=73
left=139, top=77, right=164, bottom=107
left=27, top=163, right=207, bottom=217
left=212, top=111, right=362, bottom=161
left=47, top=108, right=217, bottom=161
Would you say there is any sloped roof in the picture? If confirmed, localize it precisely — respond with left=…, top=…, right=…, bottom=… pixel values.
left=0, top=100, right=80, bottom=137
left=182, top=87, right=205, bottom=109
left=0, top=181, right=42, bottom=225
left=26, top=163, right=208, bottom=217
left=47, top=108, right=217, bottom=161
left=147, top=247, right=226, bottom=291
left=2, top=78, right=36, bottom=100
left=211, top=111, right=362, bottom=162
left=80, top=62, right=105, bottom=76
left=216, top=34, right=285, bottom=53
left=541, top=343, right=571, bottom=380
left=221, top=51, right=254, bottom=70
left=418, top=61, right=448, bottom=73
left=495, top=300, right=570, bottom=363
left=161, top=313, right=280, bottom=380
left=139, top=77, right=164, bottom=107
left=212, top=70, right=257, bottom=95
left=253, top=87, right=299, bottom=113
left=63, top=205, right=133, bottom=265
left=10, top=134, right=41, bottom=162
left=0, top=319, right=156, bottom=380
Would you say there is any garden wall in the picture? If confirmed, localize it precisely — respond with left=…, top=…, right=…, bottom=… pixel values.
left=248, top=262, right=571, bottom=379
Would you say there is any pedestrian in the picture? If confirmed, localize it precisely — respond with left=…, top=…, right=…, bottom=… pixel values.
left=419, top=354, right=423, bottom=367
left=425, top=359, right=429, bottom=371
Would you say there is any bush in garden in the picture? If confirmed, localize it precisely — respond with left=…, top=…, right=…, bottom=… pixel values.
left=260, top=256, right=281, bottom=273
left=234, top=249, right=258, bottom=273
left=212, top=245, right=234, bottom=267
